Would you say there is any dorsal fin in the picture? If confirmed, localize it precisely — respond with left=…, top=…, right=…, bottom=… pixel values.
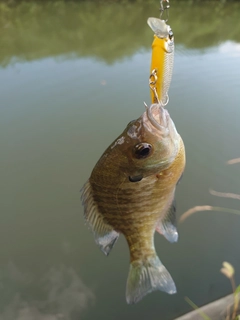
left=81, top=180, right=119, bottom=255
left=156, top=198, right=178, bottom=243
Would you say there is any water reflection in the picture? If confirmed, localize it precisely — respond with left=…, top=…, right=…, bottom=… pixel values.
left=1, top=1, right=240, bottom=66
left=0, top=41, right=240, bottom=320
left=0, top=263, right=94, bottom=320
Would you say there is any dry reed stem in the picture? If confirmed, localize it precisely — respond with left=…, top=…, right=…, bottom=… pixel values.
left=179, top=206, right=212, bottom=223
left=227, top=158, right=240, bottom=165
left=179, top=206, right=240, bottom=223
left=209, top=189, right=240, bottom=200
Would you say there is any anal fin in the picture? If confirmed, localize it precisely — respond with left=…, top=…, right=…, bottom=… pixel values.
left=156, top=198, right=178, bottom=243
left=81, top=180, right=119, bottom=255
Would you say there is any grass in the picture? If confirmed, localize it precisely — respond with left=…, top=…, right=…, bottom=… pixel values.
left=181, top=158, right=240, bottom=319
left=180, top=158, right=240, bottom=223
left=185, top=262, right=240, bottom=320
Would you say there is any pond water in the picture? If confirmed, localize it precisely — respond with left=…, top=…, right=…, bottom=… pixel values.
left=0, top=1, right=240, bottom=319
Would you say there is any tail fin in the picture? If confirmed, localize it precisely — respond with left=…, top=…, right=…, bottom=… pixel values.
left=126, top=255, right=176, bottom=304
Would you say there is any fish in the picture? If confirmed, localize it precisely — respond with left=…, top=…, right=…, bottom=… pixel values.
left=148, top=17, right=174, bottom=106
left=81, top=103, right=185, bottom=304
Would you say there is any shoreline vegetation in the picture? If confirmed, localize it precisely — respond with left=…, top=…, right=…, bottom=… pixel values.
left=0, top=0, right=240, bottom=66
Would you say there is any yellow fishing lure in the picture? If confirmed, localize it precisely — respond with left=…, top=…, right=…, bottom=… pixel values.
left=148, top=18, right=174, bottom=105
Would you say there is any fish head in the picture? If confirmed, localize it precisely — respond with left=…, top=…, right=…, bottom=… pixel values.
left=119, top=103, right=181, bottom=180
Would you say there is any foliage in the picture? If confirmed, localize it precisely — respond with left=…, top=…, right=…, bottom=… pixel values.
left=1, top=0, right=240, bottom=66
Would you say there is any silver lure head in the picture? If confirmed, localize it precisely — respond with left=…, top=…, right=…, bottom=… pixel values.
left=147, top=17, right=173, bottom=40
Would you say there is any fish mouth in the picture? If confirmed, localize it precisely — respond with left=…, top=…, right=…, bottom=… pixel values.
left=146, top=103, right=169, bottom=132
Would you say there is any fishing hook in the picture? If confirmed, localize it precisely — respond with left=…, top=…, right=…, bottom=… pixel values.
left=159, top=0, right=170, bottom=22
left=149, top=69, right=160, bottom=104
left=149, top=69, right=169, bottom=106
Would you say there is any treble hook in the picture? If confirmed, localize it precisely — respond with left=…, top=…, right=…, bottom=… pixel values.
left=149, top=69, right=160, bottom=104
left=159, top=0, right=170, bottom=22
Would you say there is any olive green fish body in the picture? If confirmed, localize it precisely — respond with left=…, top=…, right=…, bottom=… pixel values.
left=81, top=104, right=185, bottom=304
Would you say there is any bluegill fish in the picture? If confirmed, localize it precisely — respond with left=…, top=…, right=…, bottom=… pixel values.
left=81, top=103, right=185, bottom=304
left=148, top=17, right=174, bottom=105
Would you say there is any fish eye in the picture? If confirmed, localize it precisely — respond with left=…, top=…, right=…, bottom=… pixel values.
left=129, top=175, right=143, bottom=183
left=134, top=143, right=152, bottom=159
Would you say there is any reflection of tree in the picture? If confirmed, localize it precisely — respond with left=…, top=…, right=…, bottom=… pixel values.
left=0, top=262, right=94, bottom=320
left=0, top=1, right=240, bottom=66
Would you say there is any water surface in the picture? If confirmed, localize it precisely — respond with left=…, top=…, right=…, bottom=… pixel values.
left=0, top=1, right=240, bottom=319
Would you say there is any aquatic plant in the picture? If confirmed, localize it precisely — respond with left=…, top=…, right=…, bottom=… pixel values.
left=220, top=262, right=240, bottom=320
left=181, top=158, right=240, bottom=319
left=185, top=262, right=240, bottom=320
left=180, top=158, right=240, bottom=223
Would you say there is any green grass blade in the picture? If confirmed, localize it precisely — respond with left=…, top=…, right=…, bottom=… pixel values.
left=234, top=285, right=240, bottom=296
left=185, top=297, right=212, bottom=320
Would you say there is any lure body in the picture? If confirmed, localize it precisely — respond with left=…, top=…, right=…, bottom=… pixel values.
left=148, top=18, right=174, bottom=105
left=81, top=104, right=185, bottom=304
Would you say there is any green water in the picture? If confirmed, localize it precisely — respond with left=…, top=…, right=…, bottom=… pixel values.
left=0, top=1, right=240, bottom=319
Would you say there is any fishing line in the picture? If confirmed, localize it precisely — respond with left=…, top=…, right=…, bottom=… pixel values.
left=160, top=0, right=170, bottom=22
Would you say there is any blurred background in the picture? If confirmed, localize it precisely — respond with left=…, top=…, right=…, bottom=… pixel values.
left=0, top=1, right=240, bottom=319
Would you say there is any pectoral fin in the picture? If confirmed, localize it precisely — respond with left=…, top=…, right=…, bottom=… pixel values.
left=81, top=180, right=119, bottom=255
left=156, top=199, right=178, bottom=243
